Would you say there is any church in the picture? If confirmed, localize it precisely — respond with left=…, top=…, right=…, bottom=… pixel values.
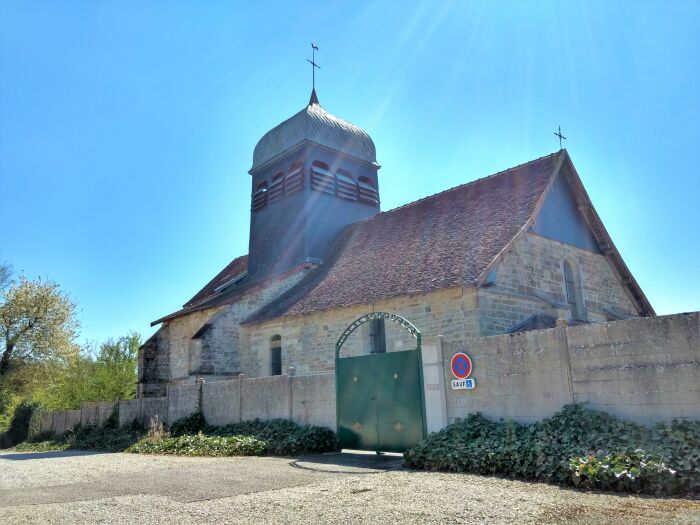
left=137, top=88, right=654, bottom=398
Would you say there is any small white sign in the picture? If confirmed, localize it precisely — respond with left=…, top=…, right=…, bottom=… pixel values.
left=451, top=378, right=476, bottom=390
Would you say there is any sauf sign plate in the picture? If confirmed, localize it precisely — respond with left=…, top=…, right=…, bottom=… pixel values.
left=450, top=352, right=476, bottom=390
left=451, top=378, right=475, bottom=390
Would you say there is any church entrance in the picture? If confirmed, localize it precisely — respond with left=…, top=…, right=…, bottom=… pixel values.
left=335, top=312, right=426, bottom=453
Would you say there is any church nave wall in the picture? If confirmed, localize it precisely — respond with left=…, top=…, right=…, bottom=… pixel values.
left=478, top=232, right=640, bottom=335
left=240, top=287, right=480, bottom=378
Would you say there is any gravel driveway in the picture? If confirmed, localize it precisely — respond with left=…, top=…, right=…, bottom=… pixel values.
left=1, top=450, right=698, bottom=524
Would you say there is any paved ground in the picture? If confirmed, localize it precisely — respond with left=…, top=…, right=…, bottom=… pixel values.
left=1, top=450, right=698, bottom=524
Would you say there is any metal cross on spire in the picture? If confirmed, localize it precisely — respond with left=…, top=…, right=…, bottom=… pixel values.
left=307, top=43, right=320, bottom=91
left=554, top=125, right=567, bottom=150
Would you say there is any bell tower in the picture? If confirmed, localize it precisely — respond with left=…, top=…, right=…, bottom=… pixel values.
left=247, top=92, right=380, bottom=280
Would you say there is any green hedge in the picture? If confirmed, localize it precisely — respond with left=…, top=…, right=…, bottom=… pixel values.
left=403, top=405, right=700, bottom=496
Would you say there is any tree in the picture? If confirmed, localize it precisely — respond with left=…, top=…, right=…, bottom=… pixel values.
left=0, top=263, right=11, bottom=291
left=0, top=276, right=79, bottom=376
left=91, top=332, right=140, bottom=401
left=38, top=332, right=140, bottom=409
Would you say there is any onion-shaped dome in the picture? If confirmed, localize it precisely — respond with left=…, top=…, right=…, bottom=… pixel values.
left=251, top=90, right=377, bottom=172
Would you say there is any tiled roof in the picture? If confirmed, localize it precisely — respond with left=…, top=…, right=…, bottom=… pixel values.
left=245, top=152, right=562, bottom=324
left=251, top=99, right=377, bottom=172
left=183, top=255, right=248, bottom=309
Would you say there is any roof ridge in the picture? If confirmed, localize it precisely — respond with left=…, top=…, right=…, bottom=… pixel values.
left=362, top=150, right=562, bottom=223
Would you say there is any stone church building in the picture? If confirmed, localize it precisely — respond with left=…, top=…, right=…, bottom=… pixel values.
left=138, top=89, right=654, bottom=397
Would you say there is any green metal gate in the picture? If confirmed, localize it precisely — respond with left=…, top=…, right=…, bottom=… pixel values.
left=335, top=313, right=426, bottom=453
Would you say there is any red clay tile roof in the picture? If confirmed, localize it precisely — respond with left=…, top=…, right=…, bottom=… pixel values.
left=184, top=255, right=248, bottom=308
left=244, top=151, right=563, bottom=324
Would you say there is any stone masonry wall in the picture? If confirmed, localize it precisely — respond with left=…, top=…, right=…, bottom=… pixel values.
left=157, top=268, right=309, bottom=386
left=240, top=287, right=480, bottom=377
left=479, top=232, right=639, bottom=335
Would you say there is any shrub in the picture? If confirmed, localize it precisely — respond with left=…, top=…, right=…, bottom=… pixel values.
left=127, top=433, right=267, bottom=456
left=169, top=412, right=206, bottom=437
left=13, top=439, right=69, bottom=452
left=0, top=400, right=37, bottom=448
left=209, top=418, right=339, bottom=455
left=570, top=449, right=686, bottom=495
left=403, top=404, right=700, bottom=496
left=70, top=423, right=141, bottom=452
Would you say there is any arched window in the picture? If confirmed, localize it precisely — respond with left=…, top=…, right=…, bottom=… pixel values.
left=336, top=169, right=358, bottom=201
left=270, top=335, right=282, bottom=376
left=310, top=161, right=335, bottom=195
left=252, top=181, right=268, bottom=211
left=358, top=176, right=379, bottom=205
left=268, top=172, right=284, bottom=203
left=563, top=258, right=585, bottom=321
left=285, top=161, right=304, bottom=195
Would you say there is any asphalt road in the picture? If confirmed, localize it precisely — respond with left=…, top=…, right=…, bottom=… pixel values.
left=1, top=450, right=698, bottom=524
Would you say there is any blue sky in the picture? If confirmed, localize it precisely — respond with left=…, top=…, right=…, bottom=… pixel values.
left=1, top=1, right=698, bottom=345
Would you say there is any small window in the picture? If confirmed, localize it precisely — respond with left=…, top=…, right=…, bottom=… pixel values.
left=268, top=172, right=284, bottom=203
left=336, top=169, right=358, bottom=201
left=369, top=318, right=386, bottom=354
left=270, top=335, right=282, bottom=376
left=285, top=161, right=304, bottom=196
left=311, top=161, right=335, bottom=195
left=563, top=259, right=585, bottom=321
left=252, top=181, right=268, bottom=211
left=358, top=176, right=379, bottom=205
left=143, top=357, right=156, bottom=379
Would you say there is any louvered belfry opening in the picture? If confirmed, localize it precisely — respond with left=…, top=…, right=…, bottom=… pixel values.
left=247, top=94, right=380, bottom=280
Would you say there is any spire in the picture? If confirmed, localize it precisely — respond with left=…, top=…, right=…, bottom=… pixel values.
left=306, top=43, right=320, bottom=106
left=309, top=88, right=319, bottom=106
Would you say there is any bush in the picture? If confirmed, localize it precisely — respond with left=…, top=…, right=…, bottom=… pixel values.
left=403, top=404, right=700, bottom=496
left=570, top=449, right=685, bottom=495
left=13, top=439, right=69, bottom=452
left=70, top=423, right=141, bottom=452
left=127, top=433, right=267, bottom=456
left=169, top=412, right=206, bottom=437
left=0, top=400, right=37, bottom=449
left=208, top=418, right=339, bottom=455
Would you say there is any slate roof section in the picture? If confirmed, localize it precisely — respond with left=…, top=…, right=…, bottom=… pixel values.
left=151, top=261, right=310, bottom=326
left=251, top=98, right=377, bottom=172
left=184, top=255, right=248, bottom=309
left=245, top=152, right=562, bottom=324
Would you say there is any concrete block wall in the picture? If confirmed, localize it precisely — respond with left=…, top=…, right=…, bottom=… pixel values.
left=202, top=379, right=242, bottom=426
left=443, top=327, right=573, bottom=424
left=80, top=401, right=116, bottom=427
left=444, top=312, right=700, bottom=426
left=290, top=373, right=335, bottom=429
left=566, top=312, right=700, bottom=425
left=167, top=383, right=200, bottom=424
left=241, top=376, right=292, bottom=421
left=117, top=397, right=168, bottom=427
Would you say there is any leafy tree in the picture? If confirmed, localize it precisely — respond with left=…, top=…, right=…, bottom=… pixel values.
left=92, top=332, right=140, bottom=401
left=35, top=332, right=141, bottom=409
left=0, top=276, right=79, bottom=376
left=0, top=262, right=11, bottom=291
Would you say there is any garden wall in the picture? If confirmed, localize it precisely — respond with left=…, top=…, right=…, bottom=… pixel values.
left=443, top=312, right=700, bottom=426
left=29, top=312, right=699, bottom=439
